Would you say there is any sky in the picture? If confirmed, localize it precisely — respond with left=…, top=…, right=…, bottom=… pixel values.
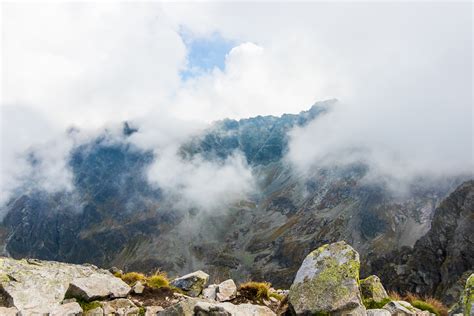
left=0, top=2, right=473, bottom=206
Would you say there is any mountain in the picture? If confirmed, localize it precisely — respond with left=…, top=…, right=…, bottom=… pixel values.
left=0, top=100, right=471, bottom=304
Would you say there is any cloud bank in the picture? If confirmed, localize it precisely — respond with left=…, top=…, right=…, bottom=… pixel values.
left=1, top=2, right=472, bottom=206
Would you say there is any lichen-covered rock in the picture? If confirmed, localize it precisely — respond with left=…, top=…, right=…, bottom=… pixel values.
left=360, top=275, right=389, bottom=303
left=0, top=257, right=119, bottom=314
left=50, top=302, right=83, bottom=316
left=367, top=309, right=391, bottom=316
left=84, top=307, right=104, bottom=316
left=462, top=274, right=474, bottom=316
left=288, top=241, right=364, bottom=315
left=101, top=298, right=139, bottom=315
left=216, top=279, right=237, bottom=302
left=170, top=270, right=209, bottom=297
left=65, top=273, right=130, bottom=301
left=383, top=301, right=416, bottom=315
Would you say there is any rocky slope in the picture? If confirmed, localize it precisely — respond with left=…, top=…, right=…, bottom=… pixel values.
left=367, top=180, right=474, bottom=305
left=0, top=100, right=471, bottom=304
left=2, top=241, right=470, bottom=315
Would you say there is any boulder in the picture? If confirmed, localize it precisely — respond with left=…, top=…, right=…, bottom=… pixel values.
left=216, top=279, right=237, bottom=302
left=460, top=274, right=473, bottom=316
left=0, top=307, right=19, bottom=316
left=145, top=306, right=164, bottom=316
left=84, top=307, right=104, bottom=316
left=50, top=302, right=83, bottom=316
left=367, top=309, right=391, bottom=316
left=133, top=281, right=145, bottom=294
left=383, top=301, right=416, bottom=315
left=0, top=257, right=120, bottom=314
left=157, top=297, right=275, bottom=316
left=66, top=273, right=130, bottom=301
left=101, top=298, right=139, bottom=315
left=288, top=241, right=364, bottom=315
left=360, top=275, right=389, bottom=303
left=170, top=270, right=209, bottom=297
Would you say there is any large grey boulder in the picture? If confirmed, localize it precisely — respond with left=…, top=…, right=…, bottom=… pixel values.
left=0, top=257, right=122, bottom=314
left=66, top=273, right=130, bottom=301
left=288, top=241, right=365, bottom=315
left=450, top=273, right=473, bottom=316
left=157, top=297, right=275, bottom=316
left=170, top=270, right=209, bottom=297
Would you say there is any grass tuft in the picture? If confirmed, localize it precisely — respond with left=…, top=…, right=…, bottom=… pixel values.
left=239, top=281, right=271, bottom=302
left=120, top=272, right=146, bottom=285
left=147, top=272, right=170, bottom=289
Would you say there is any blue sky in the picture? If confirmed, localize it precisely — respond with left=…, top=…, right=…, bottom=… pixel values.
left=180, top=31, right=235, bottom=80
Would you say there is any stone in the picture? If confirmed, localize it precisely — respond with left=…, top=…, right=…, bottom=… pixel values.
left=133, top=281, right=145, bottom=294
left=288, top=241, right=364, bottom=315
left=367, top=309, right=391, bottom=316
left=383, top=301, right=417, bottom=315
left=462, top=274, right=474, bottom=316
left=50, top=302, right=83, bottom=316
left=360, top=275, right=389, bottom=303
left=0, top=307, right=19, bottom=316
left=109, top=266, right=123, bottom=275
left=202, top=284, right=218, bottom=300
left=65, top=273, right=131, bottom=301
left=216, top=279, right=237, bottom=302
left=145, top=306, right=164, bottom=316
left=101, top=298, right=139, bottom=315
left=84, top=307, right=104, bottom=316
left=157, top=297, right=275, bottom=316
left=170, top=270, right=209, bottom=297
left=0, top=256, right=119, bottom=314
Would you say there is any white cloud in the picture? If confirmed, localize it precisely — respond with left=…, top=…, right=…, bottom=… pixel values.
left=0, top=2, right=472, bottom=205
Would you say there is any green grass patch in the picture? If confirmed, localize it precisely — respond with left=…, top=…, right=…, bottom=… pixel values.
left=363, top=297, right=391, bottom=309
left=147, top=272, right=169, bottom=289
left=239, top=281, right=271, bottom=302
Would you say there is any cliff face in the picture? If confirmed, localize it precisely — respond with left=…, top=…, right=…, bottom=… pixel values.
left=0, top=101, right=471, bottom=303
left=368, top=180, right=474, bottom=305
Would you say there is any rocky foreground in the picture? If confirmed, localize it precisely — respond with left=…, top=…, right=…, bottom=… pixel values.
left=0, top=241, right=472, bottom=316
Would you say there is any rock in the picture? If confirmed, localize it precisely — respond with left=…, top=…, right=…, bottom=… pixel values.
left=288, top=241, right=364, bottom=315
left=101, top=298, right=139, bottom=315
left=202, top=284, right=218, bottom=300
left=216, top=279, right=237, bottom=302
left=84, top=307, right=104, bottom=316
left=195, top=301, right=276, bottom=315
left=360, top=275, right=389, bottom=303
left=462, top=274, right=474, bottom=316
left=383, top=301, right=417, bottom=315
left=157, top=297, right=275, bottom=316
left=170, top=270, right=209, bottom=297
left=109, top=266, right=123, bottom=275
left=133, top=281, right=145, bottom=294
left=65, top=273, right=130, bottom=301
left=0, top=256, right=119, bottom=314
left=0, top=307, right=19, bottom=316
left=145, top=306, right=164, bottom=316
left=50, top=302, right=83, bottom=316
left=367, top=309, right=391, bottom=316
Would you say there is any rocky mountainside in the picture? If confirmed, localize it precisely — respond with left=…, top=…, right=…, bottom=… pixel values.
left=368, top=180, right=474, bottom=305
left=0, top=100, right=471, bottom=305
